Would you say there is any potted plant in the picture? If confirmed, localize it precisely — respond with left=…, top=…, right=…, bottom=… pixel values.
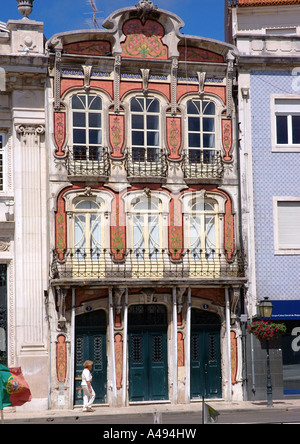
left=247, top=320, right=286, bottom=342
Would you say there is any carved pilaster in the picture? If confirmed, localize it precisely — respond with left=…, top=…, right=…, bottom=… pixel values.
left=114, top=55, right=121, bottom=113
left=171, top=57, right=178, bottom=116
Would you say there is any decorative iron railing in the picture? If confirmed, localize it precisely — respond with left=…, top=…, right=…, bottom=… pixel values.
left=67, top=146, right=110, bottom=176
left=183, top=151, right=224, bottom=179
left=51, top=248, right=246, bottom=280
left=126, top=149, right=168, bottom=178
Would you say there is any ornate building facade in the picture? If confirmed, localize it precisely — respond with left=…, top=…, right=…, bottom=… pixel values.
left=0, top=0, right=247, bottom=410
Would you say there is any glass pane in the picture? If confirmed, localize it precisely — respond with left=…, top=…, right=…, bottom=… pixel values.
left=147, top=132, right=159, bottom=146
left=189, top=133, right=201, bottom=148
left=131, top=98, right=144, bottom=112
left=132, top=131, right=144, bottom=146
left=276, top=115, right=288, bottom=144
left=203, top=117, right=215, bottom=132
left=89, top=129, right=102, bottom=145
left=147, top=115, right=159, bottom=130
left=72, top=95, right=85, bottom=109
left=203, top=134, right=215, bottom=148
left=73, top=129, right=86, bottom=144
left=75, top=200, right=99, bottom=210
left=189, top=149, right=201, bottom=162
left=147, top=99, right=159, bottom=113
left=73, top=146, right=86, bottom=160
left=147, top=148, right=159, bottom=162
left=187, top=100, right=200, bottom=115
left=89, top=146, right=102, bottom=161
left=73, top=113, right=86, bottom=127
left=188, top=117, right=200, bottom=132
left=132, top=148, right=145, bottom=162
left=132, top=115, right=144, bottom=129
left=292, top=116, right=300, bottom=144
left=88, top=96, right=102, bottom=110
left=89, top=113, right=101, bottom=128
left=203, top=101, right=215, bottom=115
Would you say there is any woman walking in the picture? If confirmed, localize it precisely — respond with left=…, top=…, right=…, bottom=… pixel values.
left=81, top=360, right=95, bottom=412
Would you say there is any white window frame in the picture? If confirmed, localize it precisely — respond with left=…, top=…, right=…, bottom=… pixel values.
left=273, top=196, right=300, bottom=255
left=0, top=133, right=6, bottom=192
left=271, top=95, right=300, bottom=152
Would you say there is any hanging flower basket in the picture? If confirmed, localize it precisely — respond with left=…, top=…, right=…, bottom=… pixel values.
left=247, top=321, right=286, bottom=342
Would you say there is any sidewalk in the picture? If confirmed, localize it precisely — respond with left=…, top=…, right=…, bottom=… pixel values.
left=2, top=398, right=300, bottom=422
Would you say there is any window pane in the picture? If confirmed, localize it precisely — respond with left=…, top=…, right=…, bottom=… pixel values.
left=202, top=101, right=215, bottom=115
left=189, top=149, right=201, bottom=162
left=147, top=99, right=159, bottom=113
left=73, top=129, right=86, bottom=144
left=188, top=117, right=200, bottom=132
left=89, top=113, right=101, bottom=128
left=132, top=131, right=144, bottom=146
left=187, top=100, right=200, bottom=115
left=89, top=146, right=102, bottom=161
left=292, top=116, right=300, bottom=144
left=89, top=129, right=102, bottom=145
left=73, top=146, right=86, bottom=160
left=73, top=113, right=86, bottom=127
left=72, top=95, right=85, bottom=109
left=147, top=148, right=159, bottom=162
left=189, top=133, right=200, bottom=148
left=203, top=134, right=215, bottom=148
left=203, top=117, right=215, bottom=132
left=132, top=148, right=145, bottom=162
left=147, top=115, right=159, bottom=130
left=132, top=115, right=144, bottom=129
left=88, top=96, right=102, bottom=110
left=131, top=98, right=144, bottom=112
left=276, top=115, right=288, bottom=144
left=147, top=132, right=159, bottom=146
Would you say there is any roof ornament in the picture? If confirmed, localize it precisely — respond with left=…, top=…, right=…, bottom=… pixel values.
left=135, top=0, right=158, bottom=24
left=16, top=0, right=34, bottom=19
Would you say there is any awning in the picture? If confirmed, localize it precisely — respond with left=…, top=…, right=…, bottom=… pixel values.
left=270, top=300, right=300, bottom=320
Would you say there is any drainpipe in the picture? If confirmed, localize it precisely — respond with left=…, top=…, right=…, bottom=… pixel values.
left=185, top=287, right=191, bottom=404
left=109, top=288, right=117, bottom=407
left=122, top=288, right=128, bottom=407
left=172, top=287, right=177, bottom=404
left=225, top=287, right=232, bottom=401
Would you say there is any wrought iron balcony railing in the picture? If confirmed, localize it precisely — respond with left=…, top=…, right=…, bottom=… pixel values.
left=67, top=146, right=110, bottom=176
left=126, top=149, right=168, bottom=178
left=51, top=248, right=245, bottom=281
left=183, top=150, right=224, bottom=179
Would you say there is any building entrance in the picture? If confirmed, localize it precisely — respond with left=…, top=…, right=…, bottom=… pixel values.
left=190, top=308, right=222, bottom=399
left=74, top=310, right=107, bottom=405
left=128, top=304, right=168, bottom=402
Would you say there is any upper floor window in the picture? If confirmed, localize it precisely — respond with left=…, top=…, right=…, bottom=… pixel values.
left=0, top=134, right=5, bottom=191
left=187, top=99, right=216, bottom=163
left=130, top=97, right=160, bottom=163
left=72, top=94, right=103, bottom=161
left=272, top=97, right=300, bottom=152
left=273, top=197, right=300, bottom=255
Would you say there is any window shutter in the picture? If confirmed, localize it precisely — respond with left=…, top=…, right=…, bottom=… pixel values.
left=278, top=202, right=300, bottom=248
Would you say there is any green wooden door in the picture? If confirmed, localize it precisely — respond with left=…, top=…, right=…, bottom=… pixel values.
left=128, top=304, right=168, bottom=402
left=190, top=309, right=222, bottom=399
left=74, top=310, right=107, bottom=405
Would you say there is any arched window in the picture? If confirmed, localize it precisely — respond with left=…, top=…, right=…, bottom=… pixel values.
left=130, top=96, right=160, bottom=163
left=73, top=198, right=102, bottom=260
left=186, top=99, right=216, bottom=163
left=130, top=196, right=162, bottom=260
left=72, top=94, right=103, bottom=161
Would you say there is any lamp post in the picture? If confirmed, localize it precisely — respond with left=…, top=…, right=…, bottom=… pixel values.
left=16, top=0, right=34, bottom=18
left=259, top=297, right=274, bottom=407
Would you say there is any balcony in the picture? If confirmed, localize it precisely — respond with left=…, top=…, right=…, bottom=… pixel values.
left=126, top=149, right=168, bottom=179
left=51, top=248, right=246, bottom=285
left=183, top=151, right=224, bottom=179
left=66, top=146, right=110, bottom=177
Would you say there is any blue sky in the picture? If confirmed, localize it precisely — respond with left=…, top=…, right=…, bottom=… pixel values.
left=1, top=0, right=225, bottom=42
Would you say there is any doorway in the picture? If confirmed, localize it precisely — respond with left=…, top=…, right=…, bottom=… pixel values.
left=190, top=308, right=222, bottom=399
left=74, top=310, right=107, bottom=405
left=128, top=304, right=168, bottom=402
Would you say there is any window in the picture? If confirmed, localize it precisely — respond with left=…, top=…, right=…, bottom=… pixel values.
left=73, top=198, right=102, bottom=260
left=186, top=99, right=216, bottom=163
left=274, top=197, right=300, bottom=254
left=72, top=94, right=103, bottom=161
left=273, top=98, right=300, bottom=151
left=130, top=97, right=160, bottom=163
left=0, top=134, right=5, bottom=191
left=131, top=196, right=162, bottom=260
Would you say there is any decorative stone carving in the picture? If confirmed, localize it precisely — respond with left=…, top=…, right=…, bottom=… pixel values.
left=17, top=0, right=34, bottom=19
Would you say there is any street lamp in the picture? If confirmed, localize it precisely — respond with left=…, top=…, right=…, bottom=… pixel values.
left=259, top=297, right=274, bottom=407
